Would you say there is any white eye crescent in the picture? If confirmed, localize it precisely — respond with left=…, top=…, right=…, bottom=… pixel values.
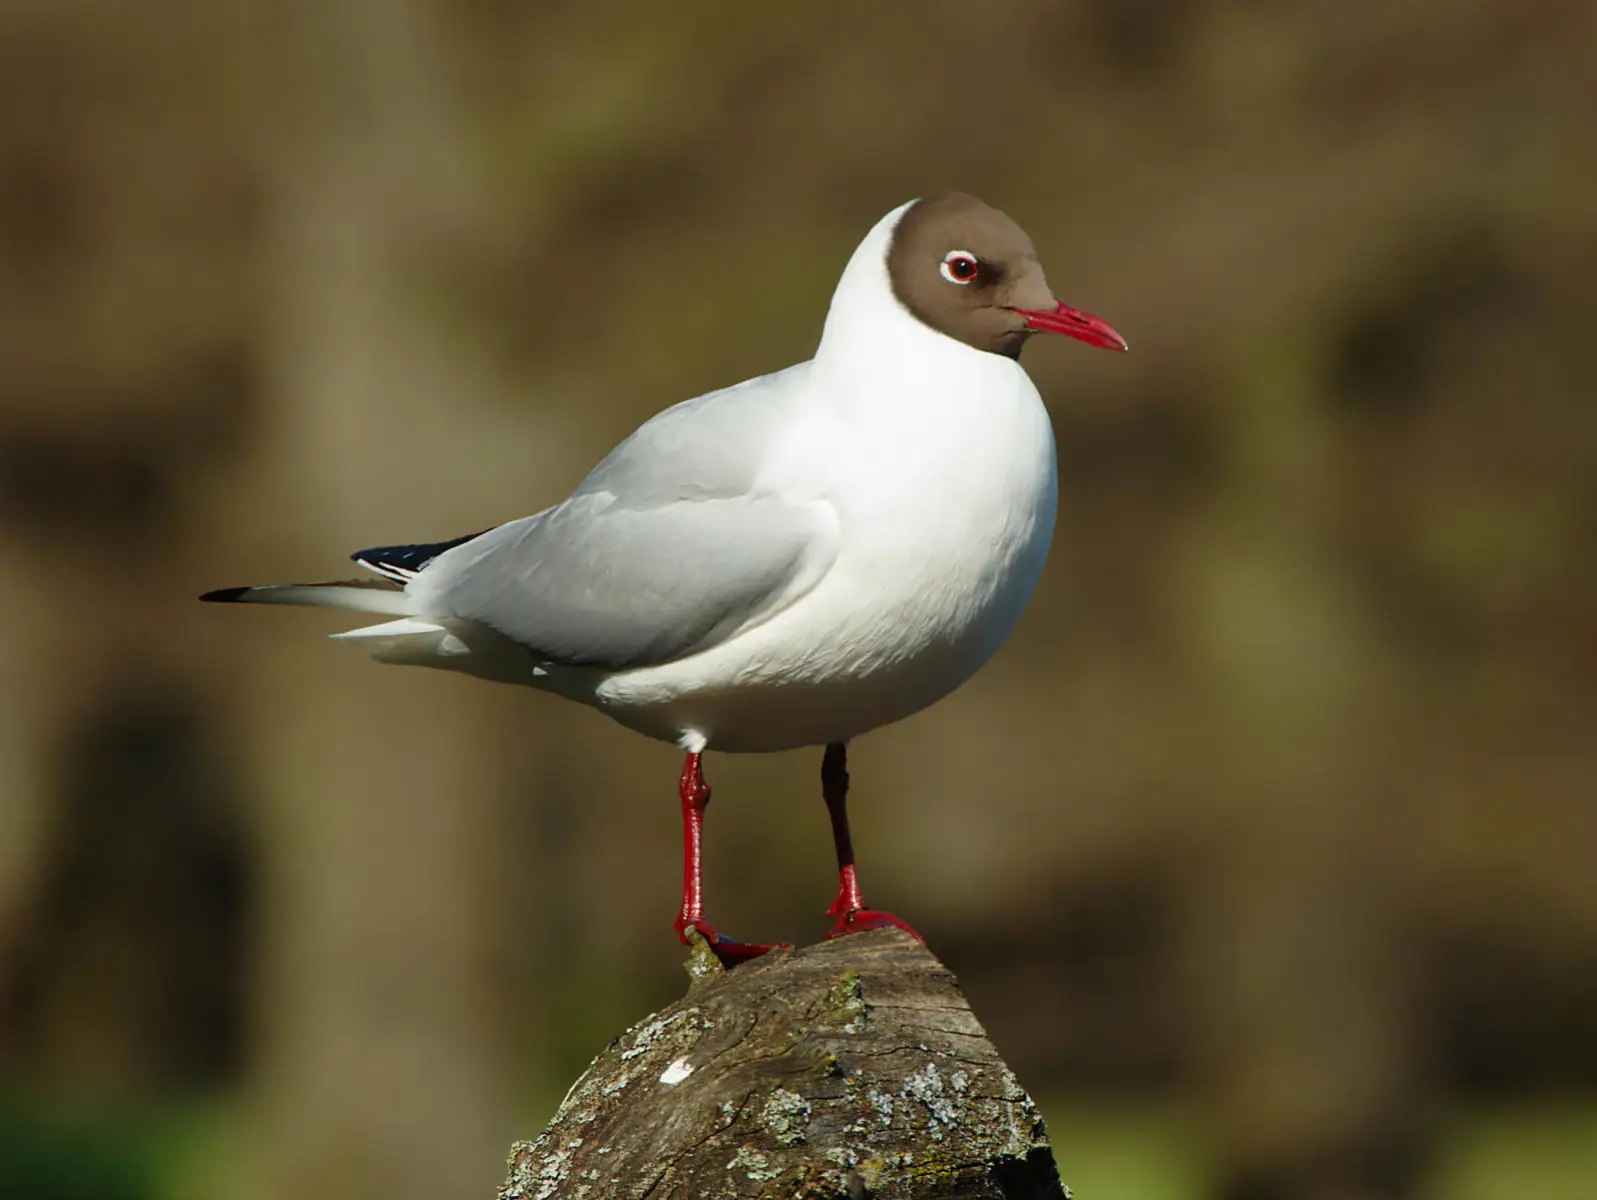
left=940, top=250, right=979, bottom=285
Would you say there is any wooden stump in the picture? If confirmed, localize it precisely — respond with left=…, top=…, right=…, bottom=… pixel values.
left=499, top=928, right=1068, bottom=1199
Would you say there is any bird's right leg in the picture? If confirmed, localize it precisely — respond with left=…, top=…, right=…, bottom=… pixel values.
left=822, top=742, right=923, bottom=941
left=672, top=751, right=785, bottom=967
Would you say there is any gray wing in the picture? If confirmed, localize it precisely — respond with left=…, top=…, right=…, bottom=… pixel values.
left=411, top=364, right=837, bottom=669
left=573, top=363, right=811, bottom=504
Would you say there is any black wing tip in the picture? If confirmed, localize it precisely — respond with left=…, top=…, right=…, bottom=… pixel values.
left=200, top=586, right=253, bottom=603
left=352, top=530, right=488, bottom=574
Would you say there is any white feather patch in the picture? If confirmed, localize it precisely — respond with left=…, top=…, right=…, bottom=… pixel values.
left=331, top=617, right=447, bottom=641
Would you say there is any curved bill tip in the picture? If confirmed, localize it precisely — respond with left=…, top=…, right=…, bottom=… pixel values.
left=1013, top=302, right=1129, bottom=352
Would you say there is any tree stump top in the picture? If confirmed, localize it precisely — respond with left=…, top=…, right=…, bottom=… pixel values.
left=500, top=929, right=1067, bottom=1199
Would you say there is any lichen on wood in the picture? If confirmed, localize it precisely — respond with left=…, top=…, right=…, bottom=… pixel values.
left=499, top=928, right=1069, bottom=1199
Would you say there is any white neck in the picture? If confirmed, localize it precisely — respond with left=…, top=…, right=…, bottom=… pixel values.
left=812, top=200, right=1029, bottom=409
left=814, top=201, right=919, bottom=366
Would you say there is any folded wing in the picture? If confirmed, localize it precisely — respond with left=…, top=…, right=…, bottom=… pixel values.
left=414, top=362, right=838, bottom=670
left=411, top=491, right=836, bottom=670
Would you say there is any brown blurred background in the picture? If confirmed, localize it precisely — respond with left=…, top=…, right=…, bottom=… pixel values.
left=1, top=3, right=1594, bottom=1199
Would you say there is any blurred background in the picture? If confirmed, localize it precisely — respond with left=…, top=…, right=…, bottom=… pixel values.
left=1, top=2, right=1593, bottom=1199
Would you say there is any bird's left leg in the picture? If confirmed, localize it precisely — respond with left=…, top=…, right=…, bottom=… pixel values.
left=822, top=742, right=923, bottom=941
left=672, top=751, right=786, bottom=967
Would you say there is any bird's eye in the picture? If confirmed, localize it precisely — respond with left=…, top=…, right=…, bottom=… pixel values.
left=940, top=251, right=979, bottom=285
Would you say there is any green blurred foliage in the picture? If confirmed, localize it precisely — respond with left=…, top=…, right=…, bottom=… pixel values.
left=0, top=1092, right=162, bottom=1200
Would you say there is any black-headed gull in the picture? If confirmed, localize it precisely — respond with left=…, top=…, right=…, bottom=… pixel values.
left=203, top=194, right=1127, bottom=963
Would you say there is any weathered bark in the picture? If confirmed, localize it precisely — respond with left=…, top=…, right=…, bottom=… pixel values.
left=499, top=929, right=1066, bottom=1200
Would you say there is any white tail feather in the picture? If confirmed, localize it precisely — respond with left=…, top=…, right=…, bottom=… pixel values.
left=205, top=583, right=414, bottom=615
left=331, top=617, right=447, bottom=642
left=333, top=617, right=462, bottom=665
left=338, top=615, right=548, bottom=685
left=206, top=580, right=544, bottom=686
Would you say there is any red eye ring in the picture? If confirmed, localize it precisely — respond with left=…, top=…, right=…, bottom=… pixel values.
left=940, top=251, right=979, bottom=284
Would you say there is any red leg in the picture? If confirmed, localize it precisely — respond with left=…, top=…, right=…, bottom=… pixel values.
left=822, top=743, right=923, bottom=941
left=671, top=751, right=785, bottom=966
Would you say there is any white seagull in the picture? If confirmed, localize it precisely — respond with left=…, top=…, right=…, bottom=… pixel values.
left=204, top=193, right=1127, bottom=963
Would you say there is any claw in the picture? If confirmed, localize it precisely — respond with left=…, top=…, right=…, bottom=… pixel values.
left=826, top=908, right=924, bottom=942
left=677, top=918, right=788, bottom=967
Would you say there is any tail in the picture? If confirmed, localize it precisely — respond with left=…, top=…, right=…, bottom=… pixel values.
left=201, top=574, right=545, bottom=686
left=199, top=578, right=414, bottom=615
left=201, top=574, right=463, bottom=653
left=201, top=529, right=488, bottom=614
